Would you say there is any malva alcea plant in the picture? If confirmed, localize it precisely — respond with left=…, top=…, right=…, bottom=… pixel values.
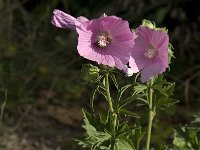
left=52, top=10, right=177, bottom=150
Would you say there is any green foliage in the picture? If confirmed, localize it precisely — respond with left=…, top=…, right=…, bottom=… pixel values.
left=76, top=110, right=143, bottom=150
left=127, top=75, right=178, bottom=110
left=170, top=114, right=200, bottom=150
left=76, top=110, right=111, bottom=149
left=81, top=64, right=100, bottom=83
left=77, top=68, right=148, bottom=150
left=153, top=76, right=179, bottom=108
left=117, top=136, right=136, bottom=150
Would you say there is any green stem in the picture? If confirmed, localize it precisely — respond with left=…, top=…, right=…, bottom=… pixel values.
left=146, top=79, right=155, bottom=150
left=105, top=73, right=117, bottom=150
left=105, top=73, right=114, bottom=113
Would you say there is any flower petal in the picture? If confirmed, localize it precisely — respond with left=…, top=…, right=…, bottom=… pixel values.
left=141, top=63, right=166, bottom=83
left=77, top=16, right=89, bottom=23
left=51, top=9, right=77, bottom=30
left=129, top=57, right=140, bottom=73
left=152, top=30, right=169, bottom=49
left=130, top=35, right=149, bottom=70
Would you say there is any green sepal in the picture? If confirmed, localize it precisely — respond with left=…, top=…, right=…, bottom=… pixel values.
left=142, top=19, right=168, bottom=33
left=81, top=64, right=100, bottom=83
left=168, top=43, right=175, bottom=65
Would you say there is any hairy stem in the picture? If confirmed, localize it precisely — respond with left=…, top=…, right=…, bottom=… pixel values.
left=105, top=73, right=114, bottom=113
left=146, top=79, right=155, bottom=150
left=105, top=73, right=117, bottom=150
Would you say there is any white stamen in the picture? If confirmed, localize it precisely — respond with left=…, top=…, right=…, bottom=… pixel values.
left=144, top=45, right=158, bottom=59
left=97, top=35, right=109, bottom=47
left=96, top=32, right=111, bottom=48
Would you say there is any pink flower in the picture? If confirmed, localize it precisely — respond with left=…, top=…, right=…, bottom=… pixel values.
left=52, top=9, right=135, bottom=70
left=51, top=9, right=88, bottom=30
left=76, top=16, right=135, bottom=70
left=129, top=26, right=169, bottom=83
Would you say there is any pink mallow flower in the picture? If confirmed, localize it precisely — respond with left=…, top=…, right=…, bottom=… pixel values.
left=76, top=16, right=135, bottom=70
left=51, top=9, right=135, bottom=70
left=129, top=26, right=169, bottom=83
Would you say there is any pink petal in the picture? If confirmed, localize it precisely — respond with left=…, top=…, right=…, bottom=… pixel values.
left=109, top=41, right=132, bottom=59
left=152, top=30, right=169, bottom=49
left=75, top=16, right=89, bottom=27
left=141, top=63, right=166, bottom=83
left=105, top=19, right=133, bottom=42
left=130, top=36, right=149, bottom=70
left=51, top=9, right=77, bottom=30
left=129, top=57, right=140, bottom=73
left=77, top=16, right=89, bottom=23
left=156, top=49, right=168, bottom=68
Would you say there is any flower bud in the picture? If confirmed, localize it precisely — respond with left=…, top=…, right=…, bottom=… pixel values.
left=81, top=64, right=100, bottom=82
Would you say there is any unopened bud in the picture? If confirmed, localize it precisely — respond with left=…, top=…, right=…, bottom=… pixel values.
left=81, top=64, right=100, bottom=82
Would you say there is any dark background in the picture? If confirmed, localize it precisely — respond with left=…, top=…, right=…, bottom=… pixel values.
left=0, top=0, right=199, bottom=149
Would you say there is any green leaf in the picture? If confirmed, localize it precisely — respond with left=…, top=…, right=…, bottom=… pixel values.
left=98, top=88, right=107, bottom=100
left=117, top=136, right=136, bottom=150
left=152, top=85, right=168, bottom=96
left=154, top=81, right=177, bottom=108
left=165, top=83, right=176, bottom=96
left=117, top=122, right=129, bottom=135
left=132, top=127, right=144, bottom=150
left=133, top=84, right=147, bottom=95
left=155, top=97, right=179, bottom=107
left=170, top=114, right=200, bottom=150
left=118, top=97, right=135, bottom=109
left=173, top=128, right=188, bottom=149
left=90, top=85, right=99, bottom=111
left=77, top=110, right=112, bottom=149
left=91, top=132, right=111, bottom=150
left=82, top=110, right=97, bottom=136
left=110, top=73, right=118, bottom=89
left=118, top=84, right=132, bottom=101
left=119, top=109, right=139, bottom=118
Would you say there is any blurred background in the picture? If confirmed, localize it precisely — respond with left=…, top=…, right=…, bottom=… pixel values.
left=0, top=0, right=199, bottom=149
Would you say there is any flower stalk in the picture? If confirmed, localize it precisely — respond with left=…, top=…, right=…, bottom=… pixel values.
left=146, top=79, right=155, bottom=150
left=105, top=73, right=117, bottom=150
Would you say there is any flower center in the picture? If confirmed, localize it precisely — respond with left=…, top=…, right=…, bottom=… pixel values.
left=144, top=45, right=158, bottom=59
left=96, top=32, right=112, bottom=48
